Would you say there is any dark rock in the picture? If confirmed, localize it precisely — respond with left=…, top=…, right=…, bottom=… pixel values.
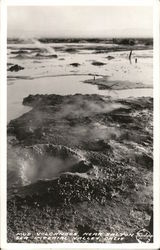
left=70, top=63, right=80, bottom=67
left=92, top=61, right=106, bottom=66
left=8, top=64, right=24, bottom=72
left=65, top=48, right=78, bottom=53
left=106, top=56, right=115, bottom=60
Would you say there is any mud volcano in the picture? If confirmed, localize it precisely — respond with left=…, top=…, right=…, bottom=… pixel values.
left=7, top=93, right=153, bottom=243
left=8, top=143, right=92, bottom=187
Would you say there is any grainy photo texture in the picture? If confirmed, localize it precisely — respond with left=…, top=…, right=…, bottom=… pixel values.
left=7, top=5, right=153, bottom=243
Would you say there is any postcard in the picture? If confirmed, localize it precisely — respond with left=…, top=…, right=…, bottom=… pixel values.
left=0, top=0, right=160, bottom=249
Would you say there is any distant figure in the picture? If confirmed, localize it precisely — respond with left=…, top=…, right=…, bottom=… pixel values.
left=129, top=50, right=132, bottom=63
left=94, top=75, right=96, bottom=81
left=135, top=58, right=137, bottom=63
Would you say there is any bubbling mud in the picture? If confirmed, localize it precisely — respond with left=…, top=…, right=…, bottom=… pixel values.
left=7, top=144, right=92, bottom=187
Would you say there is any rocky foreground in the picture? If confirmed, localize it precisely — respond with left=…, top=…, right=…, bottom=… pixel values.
left=7, top=94, right=153, bottom=243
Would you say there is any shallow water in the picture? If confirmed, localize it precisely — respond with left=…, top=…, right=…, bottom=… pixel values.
left=7, top=42, right=153, bottom=122
left=8, top=43, right=153, bottom=85
left=7, top=75, right=153, bottom=122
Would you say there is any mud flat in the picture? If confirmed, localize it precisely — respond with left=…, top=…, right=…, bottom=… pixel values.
left=84, top=76, right=152, bottom=90
left=7, top=93, right=153, bottom=243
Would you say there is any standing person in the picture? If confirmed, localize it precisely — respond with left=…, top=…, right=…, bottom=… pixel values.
left=135, top=58, right=137, bottom=63
left=129, top=50, right=132, bottom=63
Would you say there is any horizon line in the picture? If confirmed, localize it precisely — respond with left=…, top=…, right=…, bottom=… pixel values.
left=7, top=36, right=153, bottom=39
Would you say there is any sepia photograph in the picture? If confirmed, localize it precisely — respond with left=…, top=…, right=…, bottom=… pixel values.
left=2, top=0, right=159, bottom=247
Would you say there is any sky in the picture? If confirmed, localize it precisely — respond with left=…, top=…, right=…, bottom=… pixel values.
left=7, top=6, right=153, bottom=38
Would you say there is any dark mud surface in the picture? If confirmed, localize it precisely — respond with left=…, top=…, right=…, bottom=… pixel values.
left=7, top=93, right=153, bottom=243
left=84, top=76, right=152, bottom=90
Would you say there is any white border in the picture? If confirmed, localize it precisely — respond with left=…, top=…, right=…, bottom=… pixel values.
left=0, top=0, right=7, bottom=248
left=153, top=0, right=160, bottom=249
left=0, top=0, right=159, bottom=249
left=6, top=0, right=154, bottom=6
